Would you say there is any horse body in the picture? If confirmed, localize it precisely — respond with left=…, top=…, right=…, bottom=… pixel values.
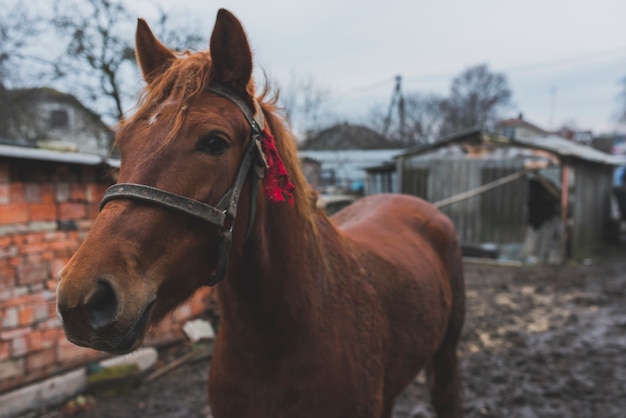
left=209, top=193, right=463, bottom=417
left=56, top=9, right=465, bottom=418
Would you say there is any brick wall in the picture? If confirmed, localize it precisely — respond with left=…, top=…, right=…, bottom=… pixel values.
left=0, top=159, right=213, bottom=394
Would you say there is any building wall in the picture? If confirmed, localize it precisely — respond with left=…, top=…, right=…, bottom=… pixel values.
left=400, top=156, right=527, bottom=246
left=34, top=100, right=112, bottom=156
left=0, top=158, right=212, bottom=394
left=571, top=163, right=614, bottom=258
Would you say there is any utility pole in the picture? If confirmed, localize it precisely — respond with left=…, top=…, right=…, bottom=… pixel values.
left=382, top=75, right=406, bottom=140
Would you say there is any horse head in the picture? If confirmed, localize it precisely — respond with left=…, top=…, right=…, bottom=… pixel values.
left=56, top=9, right=277, bottom=353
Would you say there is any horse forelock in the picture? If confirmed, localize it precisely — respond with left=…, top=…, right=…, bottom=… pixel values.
left=120, top=51, right=212, bottom=133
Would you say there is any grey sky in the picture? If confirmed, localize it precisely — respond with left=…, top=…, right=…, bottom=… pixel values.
left=130, top=0, right=626, bottom=134
left=10, top=0, right=625, bottom=134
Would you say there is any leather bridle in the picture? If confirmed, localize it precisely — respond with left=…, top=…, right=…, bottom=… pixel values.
left=100, top=83, right=268, bottom=286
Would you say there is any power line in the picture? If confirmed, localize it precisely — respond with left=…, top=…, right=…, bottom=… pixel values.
left=504, top=45, right=626, bottom=74
left=330, top=45, right=626, bottom=101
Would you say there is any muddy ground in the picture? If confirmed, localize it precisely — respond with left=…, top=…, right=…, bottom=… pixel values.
left=28, top=248, right=626, bottom=418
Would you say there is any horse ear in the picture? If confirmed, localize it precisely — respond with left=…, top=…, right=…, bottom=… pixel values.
left=210, top=9, right=253, bottom=98
left=135, top=18, right=176, bottom=83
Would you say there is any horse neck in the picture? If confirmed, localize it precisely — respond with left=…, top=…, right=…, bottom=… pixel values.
left=216, top=194, right=325, bottom=342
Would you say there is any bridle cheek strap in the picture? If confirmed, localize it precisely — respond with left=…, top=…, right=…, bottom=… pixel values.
left=99, top=83, right=267, bottom=286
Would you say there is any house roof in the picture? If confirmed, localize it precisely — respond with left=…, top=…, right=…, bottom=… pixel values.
left=398, top=129, right=626, bottom=166
left=0, top=144, right=119, bottom=166
left=496, top=117, right=550, bottom=136
left=299, top=123, right=404, bottom=150
left=4, top=87, right=107, bottom=126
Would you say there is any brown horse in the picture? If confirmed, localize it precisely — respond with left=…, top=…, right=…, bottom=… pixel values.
left=56, top=9, right=465, bottom=418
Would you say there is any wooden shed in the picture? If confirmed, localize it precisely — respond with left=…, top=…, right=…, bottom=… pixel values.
left=369, top=129, right=625, bottom=262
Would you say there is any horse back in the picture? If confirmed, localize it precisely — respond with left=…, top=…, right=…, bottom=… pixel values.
left=332, top=193, right=460, bottom=282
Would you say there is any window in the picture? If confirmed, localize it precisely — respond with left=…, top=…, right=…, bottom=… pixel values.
left=50, top=109, right=69, bottom=129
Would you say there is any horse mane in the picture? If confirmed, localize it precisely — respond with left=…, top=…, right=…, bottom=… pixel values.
left=257, top=88, right=319, bottom=220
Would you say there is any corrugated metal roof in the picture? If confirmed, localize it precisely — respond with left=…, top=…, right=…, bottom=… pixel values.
left=510, top=135, right=626, bottom=165
left=0, top=144, right=106, bottom=165
left=398, top=129, right=626, bottom=166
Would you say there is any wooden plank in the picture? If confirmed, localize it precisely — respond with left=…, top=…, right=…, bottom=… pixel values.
left=433, top=168, right=528, bottom=209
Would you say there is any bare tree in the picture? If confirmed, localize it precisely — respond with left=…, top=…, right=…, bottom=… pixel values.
left=52, top=0, right=136, bottom=122
left=277, top=73, right=331, bottom=139
left=439, top=63, right=512, bottom=135
left=403, top=93, right=444, bottom=145
left=368, top=92, right=443, bottom=146
left=52, top=0, right=205, bottom=123
left=0, top=2, right=44, bottom=88
left=0, top=2, right=49, bottom=137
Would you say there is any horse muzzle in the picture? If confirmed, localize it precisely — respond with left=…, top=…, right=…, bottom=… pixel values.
left=57, top=276, right=156, bottom=354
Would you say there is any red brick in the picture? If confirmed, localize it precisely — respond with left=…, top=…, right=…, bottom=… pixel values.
left=58, top=202, right=86, bottom=220
left=85, top=184, right=100, bottom=202
left=26, top=348, right=57, bottom=372
left=40, top=185, right=55, bottom=203
left=28, top=329, right=59, bottom=352
left=0, top=341, right=9, bottom=361
left=24, top=183, right=41, bottom=202
left=11, top=335, right=28, bottom=356
left=70, top=184, right=86, bottom=201
left=18, top=305, right=34, bottom=326
left=34, top=299, right=50, bottom=322
left=8, top=256, right=23, bottom=267
left=0, top=289, right=13, bottom=302
left=87, top=202, right=100, bottom=220
left=0, top=236, right=12, bottom=247
left=0, top=203, right=29, bottom=225
left=0, top=266, right=15, bottom=290
left=0, top=184, right=9, bottom=204
left=10, top=183, right=24, bottom=203
left=20, top=242, right=49, bottom=255
left=40, top=317, right=61, bottom=330
left=95, top=184, right=109, bottom=200
left=1, top=294, right=39, bottom=309
left=29, top=201, right=57, bottom=221
left=39, top=251, right=54, bottom=262
left=0, top=327, right=30, bottom=341
left=0, top=246, right=18, bottom=260
left=16, top=263, right=48, bottom=285
left=44, top=231, right=65, bottom=242
left=55, top=183, right=71, bottom=202
left=25, top=233, right=45, bottom=244
left=48, top=240, right=78, bottom=253
left=2, top=307, right=18, bottom=328
left=12, top=235, right=26, bottom=246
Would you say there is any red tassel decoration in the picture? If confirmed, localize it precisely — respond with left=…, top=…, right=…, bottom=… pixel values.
left=260, top=129, right=295, bottom=205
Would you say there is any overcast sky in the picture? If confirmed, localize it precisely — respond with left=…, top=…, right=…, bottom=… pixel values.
left=60, top=0, right=626, bottom=134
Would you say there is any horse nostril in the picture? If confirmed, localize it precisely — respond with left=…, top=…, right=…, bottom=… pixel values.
left=86, top=280, right=119, bottom=330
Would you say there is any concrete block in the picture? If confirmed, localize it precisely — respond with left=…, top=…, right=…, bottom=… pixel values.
left=99, top=347, right=158, bottom=372
left=0, top=367, right=86, bottom=418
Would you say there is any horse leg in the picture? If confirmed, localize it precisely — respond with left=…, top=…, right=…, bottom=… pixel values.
left=428, top=244, right=465, bottom=418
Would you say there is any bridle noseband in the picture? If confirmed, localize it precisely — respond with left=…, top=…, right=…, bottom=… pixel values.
left=100, top=84, right=268, bottom=286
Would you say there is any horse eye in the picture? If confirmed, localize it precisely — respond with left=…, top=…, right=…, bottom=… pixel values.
left=196, top=135, right=229, bottom=155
